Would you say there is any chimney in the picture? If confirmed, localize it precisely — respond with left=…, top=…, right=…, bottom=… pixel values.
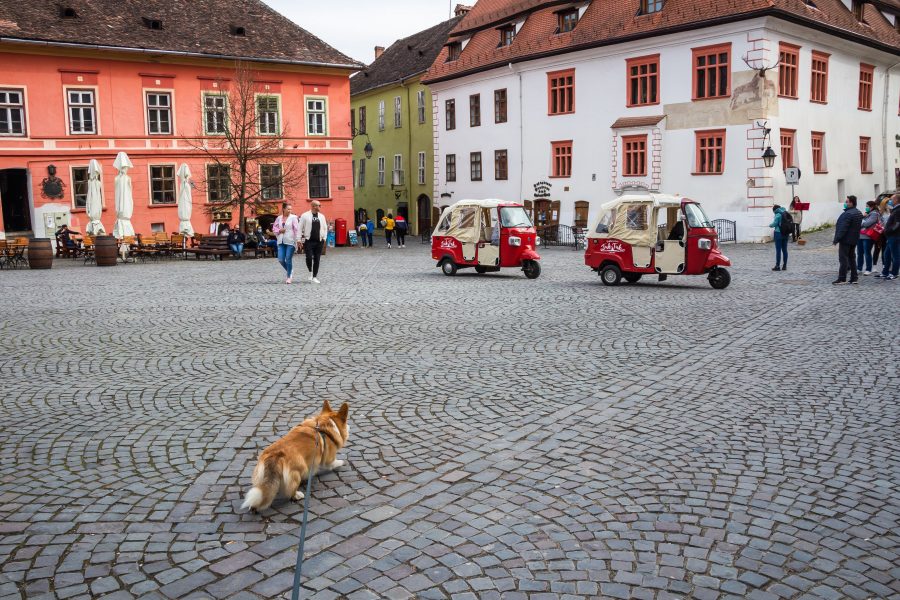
left=454, top=4, right=472, bottom=17
left=374, top=46, right=385, bottom=59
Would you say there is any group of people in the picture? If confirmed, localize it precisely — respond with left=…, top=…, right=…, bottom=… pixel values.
left=769, top=193, right=900, bottom=283
left=212, top=223, right=277, bottom=259
left=832, top=193, right=899, bottom=284
left=357, top=213, right=408, bottom=248
left=270, top=201, right=328, bottom=284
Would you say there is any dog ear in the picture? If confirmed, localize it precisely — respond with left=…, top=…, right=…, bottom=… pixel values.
left=322, top=399, right=332, bottom=413
left=338, top=402, right=349, bottom=420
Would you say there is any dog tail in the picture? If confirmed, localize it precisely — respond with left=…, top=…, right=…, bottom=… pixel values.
left=241, top=455, right=281, bottom=512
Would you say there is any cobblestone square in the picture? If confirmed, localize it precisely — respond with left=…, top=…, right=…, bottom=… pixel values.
left=1, top=232, right=898, bottom=600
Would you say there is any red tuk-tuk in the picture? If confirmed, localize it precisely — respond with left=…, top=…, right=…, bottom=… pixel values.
left=584, top=193, right=732, bottom=289
left=432, top=199, right=542, bottom=278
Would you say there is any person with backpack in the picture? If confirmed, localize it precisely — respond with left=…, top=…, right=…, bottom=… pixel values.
left=394, top=214, right=408, bottom=248
left=857, top=200, right=880, bottom=275
left=769, top=204, right=792, bottom=271
left=832, top=195, right=863, bottom=285
left=876, top=194, right=900, bottom=281
left=365, top=217, right=375, bottom=248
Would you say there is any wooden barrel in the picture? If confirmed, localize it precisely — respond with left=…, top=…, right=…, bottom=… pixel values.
left=27, top=238, right=53, bottom=270
left=95, top=236, right=118, bottom=267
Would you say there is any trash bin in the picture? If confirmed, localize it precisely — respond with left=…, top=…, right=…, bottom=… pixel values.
left=335, top=218, right=348, bottom=246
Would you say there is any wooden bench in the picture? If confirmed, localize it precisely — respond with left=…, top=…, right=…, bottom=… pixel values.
left=183, top=235, right=231, bottom=260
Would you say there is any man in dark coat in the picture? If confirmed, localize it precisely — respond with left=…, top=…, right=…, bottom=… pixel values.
left=832, top=195, right=863, bottom=285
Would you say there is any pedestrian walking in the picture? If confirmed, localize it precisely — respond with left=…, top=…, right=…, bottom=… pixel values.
left=227, top=227, right=246, bottom=259
left=769, top=205, right=791, bottom=271
left=875, top=194, right=900, bottom=281
left=788, top=196, right=803, bottom=242
left=299, top=200, right=327, bottom=284
left=358, top=222, right=368, bottom=247
left=832, top=195, right=863, bottom=285
left=383, top=213, right=396, bottom=248
left=273, top=202, right=300, bottom=284
left=857, top=200, right=880, bottom=275
left=872, top=198, right=889, bottom=267
left=395, top=214, right=408, bottom=248
left=366, top=218, right=375, bottom=248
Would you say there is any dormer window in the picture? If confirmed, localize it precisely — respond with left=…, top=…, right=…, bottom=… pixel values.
left=447, top=42, right=461, bottom=62
left=499, top=25, right=516, bottom=47
left=804, top=0, right=817, bottom=8
left=60, top=7, right=77, bottom=18
left=142, top=17, right=163, bottom=30
left=230, top=25, right=246, bottom=36
left=851, top=0, right=865, bottom=21
left=557, top=9, right=579, bottom=33
left=640, top=0, right=664, bottom=14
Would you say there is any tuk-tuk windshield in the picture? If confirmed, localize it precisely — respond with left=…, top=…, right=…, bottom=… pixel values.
left=500, top=206, right=532, bottom=228
left=684, top=203, right=713, bottom=228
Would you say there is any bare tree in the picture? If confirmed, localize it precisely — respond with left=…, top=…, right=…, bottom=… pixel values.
left=185, top=62, right=305, bottom=230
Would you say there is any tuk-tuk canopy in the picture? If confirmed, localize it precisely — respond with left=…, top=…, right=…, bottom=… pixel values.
left=433, top=199, right=522, bottom=243
left=587, top=193, right=686, bottom=246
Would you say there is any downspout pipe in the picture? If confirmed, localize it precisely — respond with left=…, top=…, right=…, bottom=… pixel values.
left=882, top=60, right=900, bottom=193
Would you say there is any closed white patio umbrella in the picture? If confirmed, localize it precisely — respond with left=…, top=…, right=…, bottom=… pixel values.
left=112, top=151, right=135, bottom=239
left=177, top=164, right=195, bottom=236
left=84, top=159, right=105, bottom=236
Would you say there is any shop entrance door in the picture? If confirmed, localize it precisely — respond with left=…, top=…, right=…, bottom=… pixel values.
left=0, top=169, right=31, bottom=233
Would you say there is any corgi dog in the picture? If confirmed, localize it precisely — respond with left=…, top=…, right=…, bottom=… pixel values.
left=241, top=400, right=349, bottom=513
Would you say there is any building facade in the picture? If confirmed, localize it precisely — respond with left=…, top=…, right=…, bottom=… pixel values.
left=351, top=14, right=464, bottom=237
left=0, top=0, right=360, bottom=240
left=423, top=0, right=900, bottom=241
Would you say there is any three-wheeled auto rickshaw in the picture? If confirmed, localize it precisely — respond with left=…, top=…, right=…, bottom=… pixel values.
left=432, top=199, right=542, bottom=278
left=584, top=193, right=732, bottom=289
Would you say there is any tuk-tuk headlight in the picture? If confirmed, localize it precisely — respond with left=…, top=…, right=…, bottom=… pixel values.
left=509, top=236, right=522, bottom=247
left=698, top=238, right=712, bottom=250
left=535, top=237, right=541, bottom=246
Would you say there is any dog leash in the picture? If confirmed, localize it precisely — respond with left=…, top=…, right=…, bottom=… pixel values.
left=290, top=422, right=324, bottom=600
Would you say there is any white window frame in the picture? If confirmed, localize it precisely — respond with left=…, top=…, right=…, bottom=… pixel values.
left=70, top=165, right=92, bottom=209
left=417, top=90, right=426, bottom=124
left=65, top=87, right=98, bottom=135
left=377, top=156, right=385, bottom=186
left=394, top=95, right=402, bottom=128
left=260, top=163, right=284, bottom=200
left=305, top=96, right=328, bottom=136
left=0, top=87, right=27, bottom=137
left=148, top=163, right=177, bottom=205
left=418, top=151, right=426, bottom=184
left=203, top=93, right=228, bottom=136
left=205, top=163, right=231, bottom=203
left=256, top=93, right=281, bottom=136
left=145, top=90, right=173, bottom=136
left=308, top=162, right=331, bottom=199
left=378, top=100, right=385, bottom=131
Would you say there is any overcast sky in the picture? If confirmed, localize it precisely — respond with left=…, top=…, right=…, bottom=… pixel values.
left=263, top=0, right=456, bottom=65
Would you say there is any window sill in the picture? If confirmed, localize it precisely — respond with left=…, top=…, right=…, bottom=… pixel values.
left=810, top=100, right=828, bottom=105
left=813, top=170, right=828, bottom=174
left=691, top=172, right=724, bottom=176
left=691, top=95, right=730, bottom=102
left=307, top=198, right=332, bottom=202
left=778, top=94, right=799, bottom=100
left=548, top=175, right=571, bottom=179
left=623, top=173, right=648, bottom=178
left=626, top=102, right=661, bottom=108
left=861, top=171, right=874, bottom=174
left=858, top=107, right=872, bottom=112
left=548, top=111, right=575, bottom=116
left=149, top=203, right=178, bottom=208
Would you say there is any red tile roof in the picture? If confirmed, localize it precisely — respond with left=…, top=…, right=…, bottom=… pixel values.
left=611, top=115, right=666, bottom=128
left=423, top=0, right=900, bottom=84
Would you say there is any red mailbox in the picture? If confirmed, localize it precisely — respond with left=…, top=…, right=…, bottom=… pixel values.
left=335, top=218, right=348, bottom=246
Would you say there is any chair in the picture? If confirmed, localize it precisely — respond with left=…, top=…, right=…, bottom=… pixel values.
left=170, top=233, right=186, bottom=258
left=119, top=236, right=136, bottom=263
left=81, top=235, right=96, bottom=264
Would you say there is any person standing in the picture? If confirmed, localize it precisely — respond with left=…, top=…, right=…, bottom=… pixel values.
left=227, top=227, right=246, bottom=259
left=384, top=213, right=396, bottom=248
left=788, top=197, right=803, bottom=242
left=299, top=200, right=328, bottom=283
left=366, top=217, right=375, bottom=248
left=769, top=205, right=789, bottom=271
left=358, top=222, right=368, bottom=247
left=273, top=203, right=300, bottom=284
left=395, top=214, right=408, bottom=248
left=857, top=200, right=880, bottom=275
left=832, top=195, right=863, bottom=285
left=876, top=194, right=900, bottom=281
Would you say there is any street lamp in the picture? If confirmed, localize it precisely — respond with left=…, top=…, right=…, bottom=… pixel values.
left=351, top=127, right=374, bottom=159
left=757, top=120, right=777, bottom=168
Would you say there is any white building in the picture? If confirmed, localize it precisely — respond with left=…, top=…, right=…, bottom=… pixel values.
left=423, top=0, right=900, bottom=241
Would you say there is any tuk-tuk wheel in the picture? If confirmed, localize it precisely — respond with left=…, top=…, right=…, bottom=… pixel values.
left=600, top=264, right=622, bottom=286
left=475, top=266, right=487, bottom=274
left=441, top=259, right=458, bottom=276
left=623, top=273, right=642, bottom=284
left=523, top=260, right=541, bottom=279
left=708, top=267, right=731, bottom=289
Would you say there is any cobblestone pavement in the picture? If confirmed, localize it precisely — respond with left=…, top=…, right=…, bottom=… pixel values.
left=1, top=229, right=898, bottom=600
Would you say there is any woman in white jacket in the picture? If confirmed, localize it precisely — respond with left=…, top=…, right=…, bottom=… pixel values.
left=298, top=201, right=328, bottom=283
left=272, top=203, right=300, bottom=284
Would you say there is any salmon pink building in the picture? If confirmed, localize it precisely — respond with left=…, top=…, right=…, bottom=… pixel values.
left=0, top=0, right=361, bottom=240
